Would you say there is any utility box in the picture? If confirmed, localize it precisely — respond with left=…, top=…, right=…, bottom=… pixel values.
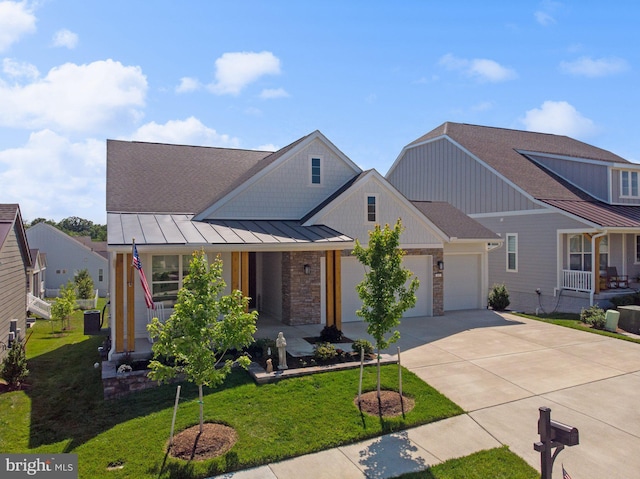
left=83, top=310, right=101, bottom=335
left=605, top=309, right=620, bottom=332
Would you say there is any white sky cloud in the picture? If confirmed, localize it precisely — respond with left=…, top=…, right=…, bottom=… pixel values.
left=208, top=51, right=281, bottom=95
left=52, top=28, right=78, bottom=49
left=534, top=11, right=555, bottom=26
left=176, top=76, right=201, bottom=93
left=0, top=129, right=105, bottom=222
left=2, top=57, right=39, bottom=80
left=0, top=59, right=147, bottom=132
left=521, top=100, right=597, bottom=137
left=260, top=87, right=289, bottom=99
left=559, top=56, right=629, bottom=77
left=256, top=143, right=278, bottom=152
left=125, top=117, right=240, bottom=148
left=0, top=1, right=36, bottom=52
left=439, top=54, right=517, bottom=82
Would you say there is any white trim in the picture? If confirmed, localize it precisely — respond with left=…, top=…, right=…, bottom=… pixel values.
left=309, top=154, right=323, bottom=186
left=516, top=149, right=616, bottom=167
left=365, top=194, right=378, bottom=224
left=619, top=170, right=640, bottom=198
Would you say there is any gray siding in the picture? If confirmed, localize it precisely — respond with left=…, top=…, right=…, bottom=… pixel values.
left=527, top=154, right=609, bottom=201
left=610, top=169, right=640, bottom=204
left=387, top=138, right=540, bottom=214
left=26, top=223, right=109, bottom=296
left=481, top=211, right=588, bottom=312
left=0, top=223, right=27, bottom=357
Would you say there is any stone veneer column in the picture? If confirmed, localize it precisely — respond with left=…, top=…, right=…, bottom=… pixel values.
left=281, top=251, right=322, bottom=325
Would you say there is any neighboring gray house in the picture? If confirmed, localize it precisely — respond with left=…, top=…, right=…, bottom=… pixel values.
left=106, top=132, right=498, bottom=359
left=0, top=204, right=31, bottom=358
left=27, top=248, right=46, bottom=298
left=26, top=222, right=109, bottom=297
left=387, top=122, right=640, bottom=313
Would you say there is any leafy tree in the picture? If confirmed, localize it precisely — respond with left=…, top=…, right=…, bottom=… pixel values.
left=74, top=269, right=95, bottom=299
left=57, top=216, right=94, bottom=235
left=1, top=339, right=29, bottom=389
left=148, top=251, right=258, bottom=432
left=51, top=281, right=77, bottom=330
left=352, top=219, right=419, bottom=401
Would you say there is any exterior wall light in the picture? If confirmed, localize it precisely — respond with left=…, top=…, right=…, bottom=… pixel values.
left=303, top=264, right=311, bottom=275
left=437, top=260, right=444, bottom=271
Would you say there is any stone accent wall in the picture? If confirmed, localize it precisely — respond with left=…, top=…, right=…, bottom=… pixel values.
left=405, top=248, right=444, bottom=316
left=282, top=251, right=322, bottom=325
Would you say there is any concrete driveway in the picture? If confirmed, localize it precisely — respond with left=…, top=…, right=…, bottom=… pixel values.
left=213, top=310, right=640, bottom=479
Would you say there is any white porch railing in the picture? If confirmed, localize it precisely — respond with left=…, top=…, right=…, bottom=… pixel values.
left=27, top=293, right=51, bottom=319
left=562, top=270, right=593, bottom=292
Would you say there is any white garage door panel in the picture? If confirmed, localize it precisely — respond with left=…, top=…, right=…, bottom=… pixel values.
left=341, top=255, right=432, bottom=323
left=444, top=254, right=481, bottom=310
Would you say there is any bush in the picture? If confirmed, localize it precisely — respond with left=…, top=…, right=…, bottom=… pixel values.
left=1, top=339, right=29, bottom=389
left=580, top=305, right=606, bottom=330
left=488, top=284, right=510, bottom=311
left=351, top=338, right=373, bottom=356
left=319, top=325, right=344, bottom=343
left=313, top=342, right=338, bottom=362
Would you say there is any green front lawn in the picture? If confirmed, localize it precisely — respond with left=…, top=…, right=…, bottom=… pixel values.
left=2, top=305, right=464, bottom=479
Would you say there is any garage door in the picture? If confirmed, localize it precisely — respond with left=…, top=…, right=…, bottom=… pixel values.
left=444, top=254, right=481, bottom=310
left=341, top=255, right=432, bottom=323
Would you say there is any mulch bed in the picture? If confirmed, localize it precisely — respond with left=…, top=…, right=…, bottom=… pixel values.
left=356, top=390, right=415, bottom=417
left=169, top=423, right=238, bottom=461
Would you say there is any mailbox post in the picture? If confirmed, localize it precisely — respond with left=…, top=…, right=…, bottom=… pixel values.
left=534, top=407, right=579, bottom=479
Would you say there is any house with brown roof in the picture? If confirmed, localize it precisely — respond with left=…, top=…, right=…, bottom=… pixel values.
left=106, top=131, right=499, bottom=360
left=0, top=204, right=31, bottom=358
left=387, top=122, right=640, bottom=313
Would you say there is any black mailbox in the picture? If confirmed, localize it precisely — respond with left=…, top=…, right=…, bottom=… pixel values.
left=550, top=420, right=579, bottom=447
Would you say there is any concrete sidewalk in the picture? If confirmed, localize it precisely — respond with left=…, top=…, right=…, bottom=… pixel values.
left=211, top=310, right=640, bottom=479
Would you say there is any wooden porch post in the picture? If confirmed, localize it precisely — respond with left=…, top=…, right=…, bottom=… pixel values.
left=241, top=251, right=250, bottom=311
left=115, top=253, right=124, bottom=353
left=594, top=235, right=601, bottom=293
left=231, top=252, right=240, bottom=291
left=325, top=250, right=342, bottom=330
left=326, top=251, right=335, bottom=327
left=126, top=253, right=135, bottom=352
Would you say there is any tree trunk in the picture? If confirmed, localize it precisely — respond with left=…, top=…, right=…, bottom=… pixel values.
left=376, top=346, right=381, bottom=400
left=198, top=384, right=204, bottom=433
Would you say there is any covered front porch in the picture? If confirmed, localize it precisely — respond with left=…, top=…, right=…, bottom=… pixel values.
left=559, top=229, right=640, bottom=306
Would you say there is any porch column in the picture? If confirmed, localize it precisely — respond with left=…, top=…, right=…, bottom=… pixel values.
left=325, top=250, right=342, bottom=330
left=126, top=253, right=135, bottom=352
left=231, top=252, right=240, bottom=291
left=231, top=252, right=250, bottom=310
left=594, top=236, right=602, bottom=294
left=115, top=253, right=124, bottom=352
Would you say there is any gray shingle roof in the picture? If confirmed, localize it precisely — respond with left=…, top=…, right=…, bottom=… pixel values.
left=411, top=122, right=626, bottom=201
left=411, top=201, right=500, bottom=240
left=106, top=140, right=273, bottom=214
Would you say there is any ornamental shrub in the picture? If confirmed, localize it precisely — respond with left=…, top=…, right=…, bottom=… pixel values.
left=580, top=305, right=606, bottom=330
left=488, top=283, right=510, bottom=311
left=319, top=325, right=344, bottom=343
left=351, top=338, right=374, bottom=356
left=313, top=342, right=338, bottom=362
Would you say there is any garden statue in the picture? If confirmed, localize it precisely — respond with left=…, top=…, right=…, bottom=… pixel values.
left=266, top=358, right=273, bottom=373
left=276, top=332, right=288, bottom=369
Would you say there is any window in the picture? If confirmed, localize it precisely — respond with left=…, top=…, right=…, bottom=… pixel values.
left=367, top=195, right=377, bottom=222
left=98, top=269, right=104, bottom=282
left=506, top=234, right=517, bottom=271
left=635, top=235, right=640, bottom=263
left=151, top=254, right=193, bottom=305
left=621, top=170, right=639, bottom=197
left=311, top=157, right=321, bottom=185
left=569, top=234, right=592, bottom=271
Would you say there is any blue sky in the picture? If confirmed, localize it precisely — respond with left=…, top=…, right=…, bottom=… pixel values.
left=1, top=0, right=639, bottom=223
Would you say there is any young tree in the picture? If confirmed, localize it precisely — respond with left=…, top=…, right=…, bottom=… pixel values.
left=51, top=281, right=77, bottom=330
left=352, top=219, right=419, bottom=401
left=1, top=339, right=29, bottom=389
left=74, top=269, right=95, bottom=300
left=147, top=251, right=258, bottom=432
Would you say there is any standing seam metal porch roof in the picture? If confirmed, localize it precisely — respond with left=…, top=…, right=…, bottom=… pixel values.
left=107, top=213, right=353, bottom=247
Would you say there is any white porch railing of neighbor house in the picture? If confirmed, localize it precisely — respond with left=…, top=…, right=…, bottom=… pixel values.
left=562, top=270, right=592, bottom=292
left=28, top=293, right=51, bottom=319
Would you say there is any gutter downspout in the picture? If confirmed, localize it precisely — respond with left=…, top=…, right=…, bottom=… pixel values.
left=590, top=230, right=608, bottom=306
